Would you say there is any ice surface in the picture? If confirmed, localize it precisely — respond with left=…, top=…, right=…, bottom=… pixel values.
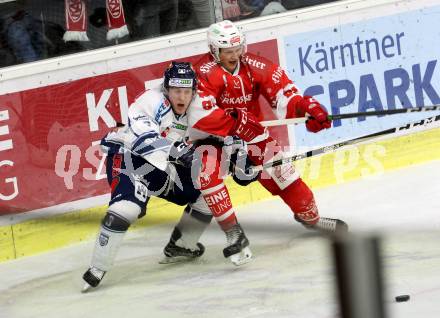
left=1, top=161, right=439, bottom=318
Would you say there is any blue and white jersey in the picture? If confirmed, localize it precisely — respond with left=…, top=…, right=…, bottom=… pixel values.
left=101, top=85, right=189, bottom=171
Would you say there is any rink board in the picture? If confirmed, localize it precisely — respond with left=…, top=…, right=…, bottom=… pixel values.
left=1, top=127, right=439, bottom=262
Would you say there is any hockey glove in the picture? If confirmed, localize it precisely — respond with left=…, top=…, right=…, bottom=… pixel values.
left=296, top=96, right=331, bottom=133
left=229, top=108, right=266, bottom=142
left=168, top=141, right=195, bottom=168
left=230, top=149, right=260, bottom=186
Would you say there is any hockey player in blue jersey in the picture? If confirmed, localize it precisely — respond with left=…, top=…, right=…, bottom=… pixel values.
left=82, top=62, right=214, bottom=292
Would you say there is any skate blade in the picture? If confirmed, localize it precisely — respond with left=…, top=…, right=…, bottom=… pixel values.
left=229, top=247, right=253, bottom=266
left=158, top=255, right=195, bottom=264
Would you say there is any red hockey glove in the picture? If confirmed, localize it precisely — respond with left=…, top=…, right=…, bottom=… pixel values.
left=229, top=108, right=266, bottom=142
left=297, top=96, right=332, bottom=133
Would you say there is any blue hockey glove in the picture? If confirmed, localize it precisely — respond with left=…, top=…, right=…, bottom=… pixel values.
left=169, top=141, right=195, bottom=168
left=230, top=148, right=260, bottom=186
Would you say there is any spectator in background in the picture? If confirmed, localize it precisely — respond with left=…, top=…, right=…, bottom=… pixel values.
left=230, top=0, right=337, bottom=20
left=239, top=0, right=289, bottom=18
left=126, top=0, right=178, bottom=40
left=260, top=0, right=287, bottom=16
left=219, top=0, right=262, bottom=20
left=220, top=0, right=241, bottom=21
left=4, top=10, right=44, bottom=63
left=281, top=0, right=338, bottom=10
left=223, top=0, right=286, bottom=20
left=191, top=0, right=215, bottom=28
left=178, top=0, right=215, bottom=31
left=0, top=17, right=15, bottom=67
left=0, top=0, right=85, bottom=67
left=240, top=0, right=265, bottom=16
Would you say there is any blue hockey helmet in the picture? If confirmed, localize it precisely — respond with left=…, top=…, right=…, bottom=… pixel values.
left=163, top=61, right=197, bottom=92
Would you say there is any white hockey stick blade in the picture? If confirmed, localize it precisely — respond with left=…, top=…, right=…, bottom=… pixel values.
left=229, top=246, right=253, bottom=266
left=260, top=117, right=307, bottom=127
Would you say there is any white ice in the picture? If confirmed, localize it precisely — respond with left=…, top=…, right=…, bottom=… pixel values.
left=1, top=160, right=439, bottom=318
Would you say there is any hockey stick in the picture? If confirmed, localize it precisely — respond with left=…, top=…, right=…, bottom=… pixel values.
left=260, top=105, right=440, bottom=127
left=107, top=114, right=439, bottom=174
left=257, top=114, right=440, bottom=171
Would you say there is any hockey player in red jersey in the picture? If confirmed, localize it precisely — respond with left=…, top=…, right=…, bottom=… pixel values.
left=183, top=20, right=348, bottom=250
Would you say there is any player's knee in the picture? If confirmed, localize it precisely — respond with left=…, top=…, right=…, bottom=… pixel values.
left=101, top=211, right=131, bottom=232
left=185, top=204, right=213, bottom=224
left=106, top=200, right=142, bottom=227
left=190, top=196, right=212, bottom=214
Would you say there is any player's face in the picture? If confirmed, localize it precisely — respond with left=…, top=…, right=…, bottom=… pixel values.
left=219, top=46, right=243, bottom=73
left=168, top=87, right=194, bottom=115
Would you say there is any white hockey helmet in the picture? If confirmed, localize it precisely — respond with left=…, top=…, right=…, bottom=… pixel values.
left=207, top=20, right=246, bottom=62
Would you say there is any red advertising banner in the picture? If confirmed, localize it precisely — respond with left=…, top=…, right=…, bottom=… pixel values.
left=0, top=40, right=283, bottom=215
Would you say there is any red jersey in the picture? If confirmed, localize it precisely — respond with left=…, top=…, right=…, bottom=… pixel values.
left=188, top=52, right=307, bottom=139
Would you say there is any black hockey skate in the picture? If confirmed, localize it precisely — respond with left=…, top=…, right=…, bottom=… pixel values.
left=223, top=223, right=253, bottom=266
left=82, top=267, right=106, bottom=293
left=295, top=215, right=349, bottom=233
left=159, top=227, right=205, bottom=264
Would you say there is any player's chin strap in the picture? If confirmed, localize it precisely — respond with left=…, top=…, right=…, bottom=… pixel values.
left=255, top=113, right=440, bottom=171
left=260, top=105, right=440, bottom=127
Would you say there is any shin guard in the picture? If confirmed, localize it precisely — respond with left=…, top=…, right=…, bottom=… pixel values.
left=278, top=178, right=320, bottom=225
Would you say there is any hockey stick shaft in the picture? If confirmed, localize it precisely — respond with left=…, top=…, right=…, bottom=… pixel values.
left=330, top=105, right=440, bottom=120
left=260, top=105, right=440, bottom=127
left=261, top=117, right=306, bottom=126
left=258, top=114, right=440, bottom=170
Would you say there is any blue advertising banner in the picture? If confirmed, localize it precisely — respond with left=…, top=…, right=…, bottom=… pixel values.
left=284, top=6, right=440, bottom=148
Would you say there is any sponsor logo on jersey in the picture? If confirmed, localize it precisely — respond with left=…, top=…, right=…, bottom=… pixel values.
left=172, top=123, right=187, bottom=131
left=199, top=61, right=217, bottom=74
left=233, top=79, right=241, bottom=89
left=244, top=56, right=267, bottom=70
left=132, top=114, right=149, bottom=121
left=271, top=67, right=284, bottom=84
left=155, top=102, right=170, bottom=122
left=199, top=173, right=212, bottom=188
left=204, top=186, right=232, bottom=215
left=99, top=233, right=110, bottom=246
left=273, top=164, right=296, bottom=183
left=220, top=93, right=252, bottom=105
